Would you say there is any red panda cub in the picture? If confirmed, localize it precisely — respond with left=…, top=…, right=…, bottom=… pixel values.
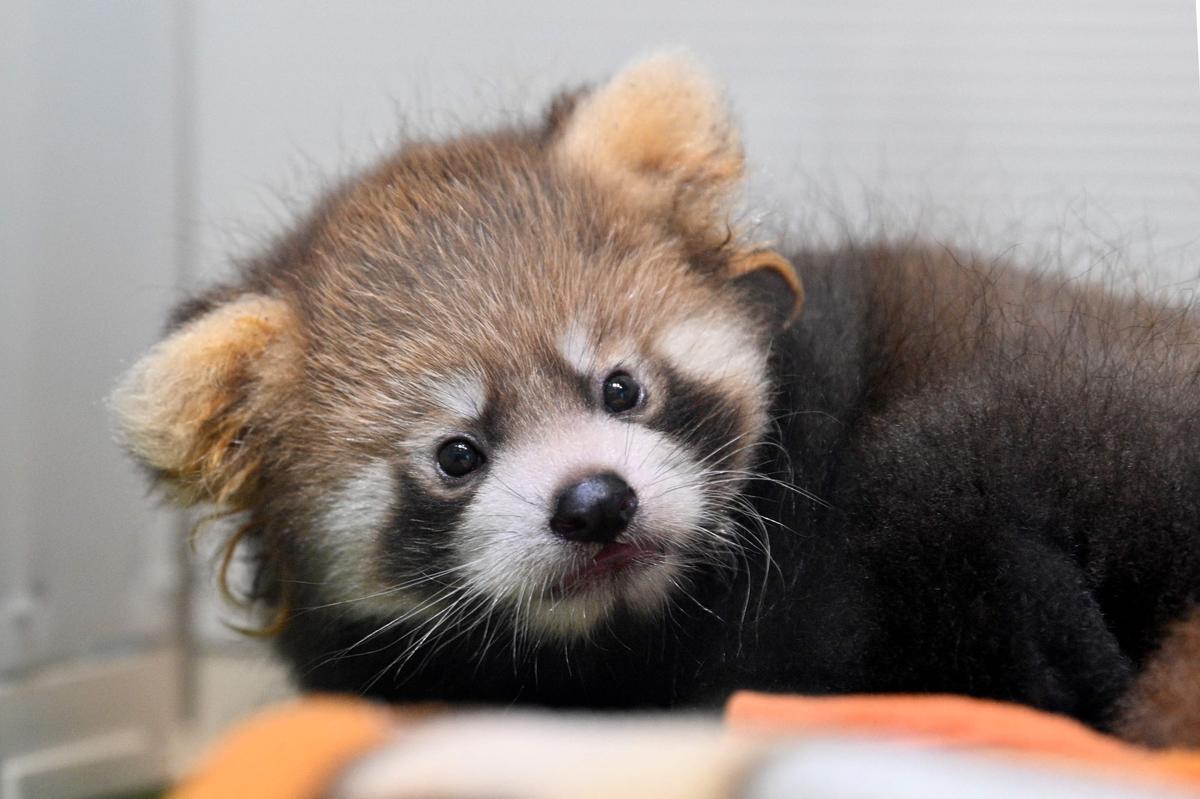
left=113, top=54, right=1200, bottom=744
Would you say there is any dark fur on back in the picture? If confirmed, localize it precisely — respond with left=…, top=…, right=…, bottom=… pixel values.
left=763, top=246, right=1200, bottom=726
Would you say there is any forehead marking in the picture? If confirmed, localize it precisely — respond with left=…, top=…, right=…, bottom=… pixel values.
left=429, top=374, right=486, bottom=419
left=557, top=319, right=598, bottom=375
left=655, top=315, right=765, bottom=388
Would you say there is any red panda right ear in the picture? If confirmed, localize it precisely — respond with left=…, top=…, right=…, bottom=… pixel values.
left=110, top=294, right=300, bottom=509
left=729, top=249, right=805, bottom=329
left=550, top=52, right=743, bottom=245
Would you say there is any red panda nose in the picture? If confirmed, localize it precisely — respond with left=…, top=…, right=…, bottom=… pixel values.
left=549, top=472, right=639, bottom=544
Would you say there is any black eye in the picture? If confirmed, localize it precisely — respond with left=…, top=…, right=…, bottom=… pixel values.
left=602, top=372, right=642, bottom=413
left=437, top=438, right=485, bottom=478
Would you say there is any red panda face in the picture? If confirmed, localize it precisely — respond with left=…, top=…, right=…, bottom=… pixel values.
left=277, top=159, right=781, bottom=639
left=112, top=53, right=803, bottom=644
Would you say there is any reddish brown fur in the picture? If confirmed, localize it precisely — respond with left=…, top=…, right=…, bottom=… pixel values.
left=843, top=245, right=1200, bottom=407
left=1118, top=609, right=1200, bottom=747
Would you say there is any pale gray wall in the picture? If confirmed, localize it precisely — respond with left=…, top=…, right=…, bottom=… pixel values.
left=190, top=1, right=1200, bottom=290
left=1, top=1, right=181, bottom=674
left=3, top=0, right=1199, bottom=668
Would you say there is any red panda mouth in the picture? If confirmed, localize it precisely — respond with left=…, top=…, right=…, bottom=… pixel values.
left=557, top=541, right=664, bottom=597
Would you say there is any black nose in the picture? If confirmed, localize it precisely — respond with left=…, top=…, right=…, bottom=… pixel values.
left=549, top=472, right=639, bottom=543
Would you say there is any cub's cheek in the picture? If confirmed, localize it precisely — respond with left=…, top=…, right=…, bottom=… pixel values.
left=312, top=461, right=401, bottom=602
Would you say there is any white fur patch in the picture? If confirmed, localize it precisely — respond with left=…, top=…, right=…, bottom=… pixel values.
left=557, top=319, right=598, bottom=376
left=315, top=460, right=404, bottom=610
left=324, top=461, right=396, bottom=539
left=332, top=714, right=748, bottom=799
left=457, top=414, right=708, bottom=639
left=655, top=315, right=766, bottom=390
left=428, top=373, right=485, bottom=419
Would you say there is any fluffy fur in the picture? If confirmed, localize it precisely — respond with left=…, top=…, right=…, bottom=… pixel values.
left=113, top=54, right=1200, bottom=743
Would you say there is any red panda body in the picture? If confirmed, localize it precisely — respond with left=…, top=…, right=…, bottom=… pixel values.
left=114, top=55, right=1200, bottom=745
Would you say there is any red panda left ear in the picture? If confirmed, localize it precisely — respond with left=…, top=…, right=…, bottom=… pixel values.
left=729, top=249, right=805, bottom=329
left=551, top=52, right=743, bottom=242
left=110, top=294, right=300, bottom=509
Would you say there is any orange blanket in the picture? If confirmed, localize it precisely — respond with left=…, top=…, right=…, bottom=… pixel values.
left=171, top=693, right=1200, bottom=798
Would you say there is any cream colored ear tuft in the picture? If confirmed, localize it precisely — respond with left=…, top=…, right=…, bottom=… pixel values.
left=555, top=51, right=744, bottom=209
left=111, top=294, right=298, bottom=507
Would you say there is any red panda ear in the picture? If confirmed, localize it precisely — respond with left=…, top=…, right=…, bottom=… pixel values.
left=729, top=249, right=805, bottom=329
left=111, top=294, right=299, bottom=508
left=551, top=52, right=743, bottom=237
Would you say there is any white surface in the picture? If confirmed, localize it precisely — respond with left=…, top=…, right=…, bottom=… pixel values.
left=749, top=738, right=1188, bottom=799
left=335, top=714, right=1187, bottom=799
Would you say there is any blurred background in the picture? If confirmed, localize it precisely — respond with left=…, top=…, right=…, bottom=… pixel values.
left=2, top=1, right=1198, bottom=796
